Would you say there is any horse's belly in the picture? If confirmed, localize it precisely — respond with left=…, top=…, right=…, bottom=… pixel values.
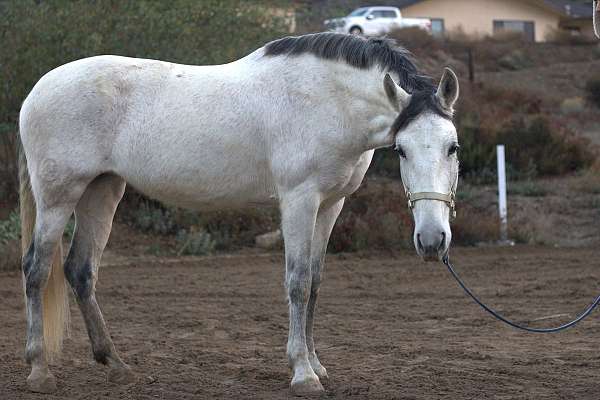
left=117, top=157, right=278, bottom=211
left=128, top=175, right=277, bottom=210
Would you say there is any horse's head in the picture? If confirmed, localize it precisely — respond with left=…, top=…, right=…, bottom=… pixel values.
left=384, top=68, right=459, bottom=262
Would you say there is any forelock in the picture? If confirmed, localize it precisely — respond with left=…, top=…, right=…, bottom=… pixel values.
left=391, top=90, right=453, bottom=134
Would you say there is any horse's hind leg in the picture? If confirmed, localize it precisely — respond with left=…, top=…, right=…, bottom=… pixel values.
left=24, top=183, right=86, bottom=393
left=63, top=174, right=133, bottom=384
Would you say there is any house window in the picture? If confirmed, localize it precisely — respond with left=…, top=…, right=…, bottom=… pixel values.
left=430, top=18, right=445, bottom=37
left=493, top=20, right=535, bottom=41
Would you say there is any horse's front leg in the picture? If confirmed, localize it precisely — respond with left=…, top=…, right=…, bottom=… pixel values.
left=280, top=191, right=323, bottom=395
left=306, top=198, right=345, bottom=381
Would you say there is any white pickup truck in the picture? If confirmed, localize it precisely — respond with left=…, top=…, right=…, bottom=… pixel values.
left=324, top=6, right=431, bottom=36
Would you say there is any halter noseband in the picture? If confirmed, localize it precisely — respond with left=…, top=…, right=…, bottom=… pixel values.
left=404, top=189, right=457, bottom=219
left=399, top=163, right=458, bottom=220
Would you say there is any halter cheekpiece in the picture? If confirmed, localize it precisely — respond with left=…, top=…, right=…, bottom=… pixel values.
left=397, top=152, right=458, bottom=220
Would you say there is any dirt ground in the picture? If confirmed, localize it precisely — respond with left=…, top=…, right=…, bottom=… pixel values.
left=2, top=246, right=600, bottom=399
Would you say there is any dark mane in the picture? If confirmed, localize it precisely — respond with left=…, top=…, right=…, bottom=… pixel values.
left=264, top=32, right=452, bottom=132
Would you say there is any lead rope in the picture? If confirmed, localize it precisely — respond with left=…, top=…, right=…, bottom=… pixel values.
left=398, top=163, right=600, bottom=332
left=442, top=255, right=600, bottom=332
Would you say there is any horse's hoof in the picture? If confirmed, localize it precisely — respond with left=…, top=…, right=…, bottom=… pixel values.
left=309, top=358, right=328, bottom=381
left=291, top=375, right=324, bottom=396
left=27, top=371, right=57, bottom=393
left=312, top=364, right=328, bottom=381
left=107, top=364, right=136, bottom=384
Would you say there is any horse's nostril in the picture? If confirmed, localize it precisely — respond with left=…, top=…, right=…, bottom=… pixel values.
left=439, top=232, right=446, bottom=251
left=417, top=233, right=424, bottom=252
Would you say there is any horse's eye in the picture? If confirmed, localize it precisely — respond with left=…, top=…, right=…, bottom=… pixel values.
left=448, top=144, right=460, bottom=156
left=395, top=145, right=406, bottom=158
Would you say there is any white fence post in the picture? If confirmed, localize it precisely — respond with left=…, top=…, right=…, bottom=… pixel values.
left=496, top=145, right=508, bottom=242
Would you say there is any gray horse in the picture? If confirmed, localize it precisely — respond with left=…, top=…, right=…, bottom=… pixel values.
left=18, top=32, right=459, bottom=395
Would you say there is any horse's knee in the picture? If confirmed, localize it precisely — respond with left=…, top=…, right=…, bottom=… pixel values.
left=287, top=262, right=311, bottom=305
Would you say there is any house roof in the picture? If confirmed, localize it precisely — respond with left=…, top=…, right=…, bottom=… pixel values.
left=397, top=0, right=593, bottom=19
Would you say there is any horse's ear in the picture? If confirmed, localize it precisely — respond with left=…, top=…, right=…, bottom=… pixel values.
left=383, top=73, right=410, bottom=111
left=436, top=67, right=459, bottom=113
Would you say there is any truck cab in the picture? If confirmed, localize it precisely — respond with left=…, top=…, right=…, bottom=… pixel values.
left=325, top=6, right=431, bottom=36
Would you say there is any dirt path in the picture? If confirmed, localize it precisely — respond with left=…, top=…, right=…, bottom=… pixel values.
left=2, top=246, right=600, bottom=399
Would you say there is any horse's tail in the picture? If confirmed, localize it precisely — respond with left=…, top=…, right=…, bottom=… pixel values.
left=19, top=136, right=70, bottom=362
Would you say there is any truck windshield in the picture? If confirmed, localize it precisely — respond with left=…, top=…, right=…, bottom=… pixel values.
left=348, top=8, right=368, bottom=17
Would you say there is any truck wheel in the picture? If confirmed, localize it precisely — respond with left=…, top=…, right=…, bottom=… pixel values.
left=349, top=26, right=363, bottom=35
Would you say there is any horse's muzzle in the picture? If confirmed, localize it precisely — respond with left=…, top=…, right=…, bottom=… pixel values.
left=416, top=231, right=447, bottom=262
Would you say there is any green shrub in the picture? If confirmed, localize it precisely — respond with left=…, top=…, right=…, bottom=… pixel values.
left=498, top=49, right=532, bottom=70
left=497, top=115, right=593, bottom=176
left=176, top=229, right=216, bottom=256
left=585, top=76, right=600, bottom=108
left=454, top=85, right=593, bottom=182
left=0, top=210, right=21, bottom=271
left=0, top=210, right=20, bottom=245
left=368, top=148, right=400, bottom=178
left=131, top=202, right=176, bottom=235
left=329, top=181, right=413, bottom=252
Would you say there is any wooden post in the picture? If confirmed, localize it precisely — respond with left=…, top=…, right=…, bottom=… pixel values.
left=467, top=47, right=474, bottom=83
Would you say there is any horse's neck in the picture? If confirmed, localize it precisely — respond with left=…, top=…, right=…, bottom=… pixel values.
left=328, top=63, right=398, bottom=150
left=248, top=53, right=398, bottom=151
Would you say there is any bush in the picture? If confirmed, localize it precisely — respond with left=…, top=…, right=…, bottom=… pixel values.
left=0, top=210, right=20, bottom=245
left=497, top=49, right=532, bottom=70
left=120, top=193, right=280, bottom=251
left=585, top=76, right=600, bottom=108
left=387, top=27, right=442, bottom=54
left=329, top=181, right=413, bottom=252
left=560, top=97, right=585, bottom=114
left=0, top=124, right=18, bottom=205
left=497, top=115, right=593, bottom=176
left=454, top=85, right=593, bottom=182
left=131, top=202, right=176, bottom=235
left=546, top=28, right=596, bottom=45
left=0, top=210, right=21, bottom=271
left=176, top=229, right=216, bottom=256
left=368, top=148, right=400, bottom=178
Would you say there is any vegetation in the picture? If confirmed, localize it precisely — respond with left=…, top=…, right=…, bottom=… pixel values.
left=0, top=210, right=21, bottom=271
left=0, top=210, right=20, bottom=246
left=0, top=2, right=598, bottom=259
left=176, top=229, right=216, bottom=256
left=585, top=76, right=600, bottom=108
left=0, top=0, right=289, bottom=204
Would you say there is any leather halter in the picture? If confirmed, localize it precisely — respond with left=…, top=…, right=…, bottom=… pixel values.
left=399, top=164, right=458, bottom=220
left=405, top=189, right=456, bottom=219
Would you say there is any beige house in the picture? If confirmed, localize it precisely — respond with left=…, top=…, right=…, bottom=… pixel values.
left=398, top=0, right=594, bottom=42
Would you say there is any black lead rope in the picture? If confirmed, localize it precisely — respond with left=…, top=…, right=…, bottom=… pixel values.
left=442, top=256, right=600, bottom=333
